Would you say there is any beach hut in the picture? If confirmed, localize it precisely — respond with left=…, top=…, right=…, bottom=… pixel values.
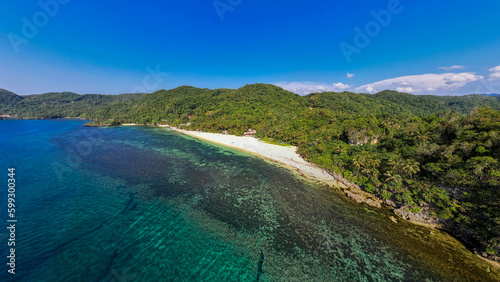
left=243, top=128, right=257, bottom=136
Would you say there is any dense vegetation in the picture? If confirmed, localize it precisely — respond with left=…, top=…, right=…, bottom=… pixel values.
left=0, top=88, right=144, bottom=119
left=1, top=85, right=499, bottom=259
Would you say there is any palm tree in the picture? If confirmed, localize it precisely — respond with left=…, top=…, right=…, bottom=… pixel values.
left=384, top=172, right=402, bottom=186
left=380, top=120, right=388, bottom=136
left=388, top=158, right=405, bottom=175
left=317, top=142, right=327, bottom=153
left=387, top=122, right=400, bottom=138
left=413, top=131, right=432, bottom=151
left=402, top=159, right=420, bottom=180
left=352, top=158, right=363, bottom=175
left=362, top=167, right=379, bottom=179
left=368, top=157, right=381, bottom=169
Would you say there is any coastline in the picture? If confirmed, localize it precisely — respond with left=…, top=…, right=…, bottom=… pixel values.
left=167, top=127, right=388, bottom=209
left=169, top=127, right=345, bottom=188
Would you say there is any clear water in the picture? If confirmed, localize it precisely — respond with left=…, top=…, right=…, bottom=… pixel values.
left=0, top=120, right=497, bottom=281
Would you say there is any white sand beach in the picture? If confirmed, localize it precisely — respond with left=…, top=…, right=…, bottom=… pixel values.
left=171, top=128, right=346, bottom=188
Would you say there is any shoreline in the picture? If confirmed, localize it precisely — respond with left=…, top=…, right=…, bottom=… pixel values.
left=167, top=127, right=387, bottom=209
left=169, top=127, right=346, bottom=189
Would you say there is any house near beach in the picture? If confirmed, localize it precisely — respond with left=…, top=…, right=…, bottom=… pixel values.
left=243, top=128, right=257, bottom=136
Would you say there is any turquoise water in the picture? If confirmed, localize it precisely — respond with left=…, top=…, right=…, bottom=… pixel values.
left=0, top=120, right=496, bottom=281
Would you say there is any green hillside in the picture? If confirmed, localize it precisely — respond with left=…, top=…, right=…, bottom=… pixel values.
left=3, top=85, right=500, bottom=120
left=1, top=91, right=144, bottom=119
left=307, top=90, right=500, bottom=117
left=24, top=91, right=81, bottom=102
left=0, top=88, right=25, bottom=114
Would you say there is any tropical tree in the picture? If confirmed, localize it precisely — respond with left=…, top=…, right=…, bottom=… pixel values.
left=413, top=131, right=432, bottom=151
left=402, top=159, right=420, bottom=180
left=467, top=156, right=497, bottom=180
left=384, top=171, right=402, bottom=186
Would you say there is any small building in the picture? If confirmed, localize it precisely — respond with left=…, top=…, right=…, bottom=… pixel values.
left=0, top=114, right=11, bottom=118
left=243, top=128, right=257, bottom=136
left=222, top=130, right=228, bottom=135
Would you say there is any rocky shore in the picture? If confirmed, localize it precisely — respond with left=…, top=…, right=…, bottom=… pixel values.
left=325, top=169, right=500, bottom=266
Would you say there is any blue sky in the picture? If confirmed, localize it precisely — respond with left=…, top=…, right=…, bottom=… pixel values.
left=1, top=0, right=499, bottom=95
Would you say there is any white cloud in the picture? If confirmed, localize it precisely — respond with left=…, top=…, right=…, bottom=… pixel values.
left=488, top=65, right=500, bottom=81
left=438, top=65, right=466, bottom=71
left=346, top=73, right=355, bottom=78
left=333, top=82, right=351, bottom=90
left=396, top=87, right=416, bottom=93
left=274, top=81, right=351, bottom=95
left=355, top=72, right=483, bottom=94
left=364, top=86, right=374, bottom=93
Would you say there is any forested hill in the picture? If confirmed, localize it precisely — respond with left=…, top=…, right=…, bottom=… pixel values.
left=0, top=88, right=145, bottom=119
left=1, top=84, right=499, bottom=261
left=308, top=90, right=500, bottom=116
left=2, top=84, right=500, bottom=120
left=0, top=88, right=24, bottom=107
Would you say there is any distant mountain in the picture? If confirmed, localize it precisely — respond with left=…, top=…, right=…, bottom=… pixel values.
left=0, top=88, right=24, bottom=103
left=24, top=91, right=81, bottom=102
left=0, top=90, right=145, bottom=118
left=0, top=89, right=24, bottom=115
left=306, top=89, right=500, bottom=116
left=2, top=85, right=500, bottom=119
left=480, top=93, right=500, bottom=97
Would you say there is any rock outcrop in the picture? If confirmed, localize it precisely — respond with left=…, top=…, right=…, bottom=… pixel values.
left=344, top=188, right=382, bottom=208
left=393, top=205, right=445, bottom=228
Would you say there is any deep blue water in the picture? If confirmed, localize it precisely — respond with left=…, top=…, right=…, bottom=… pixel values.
left=0, top=120, right=496, bottom=281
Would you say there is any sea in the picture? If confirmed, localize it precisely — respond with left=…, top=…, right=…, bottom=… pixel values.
left=0, top=119, right=496, bottom=281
